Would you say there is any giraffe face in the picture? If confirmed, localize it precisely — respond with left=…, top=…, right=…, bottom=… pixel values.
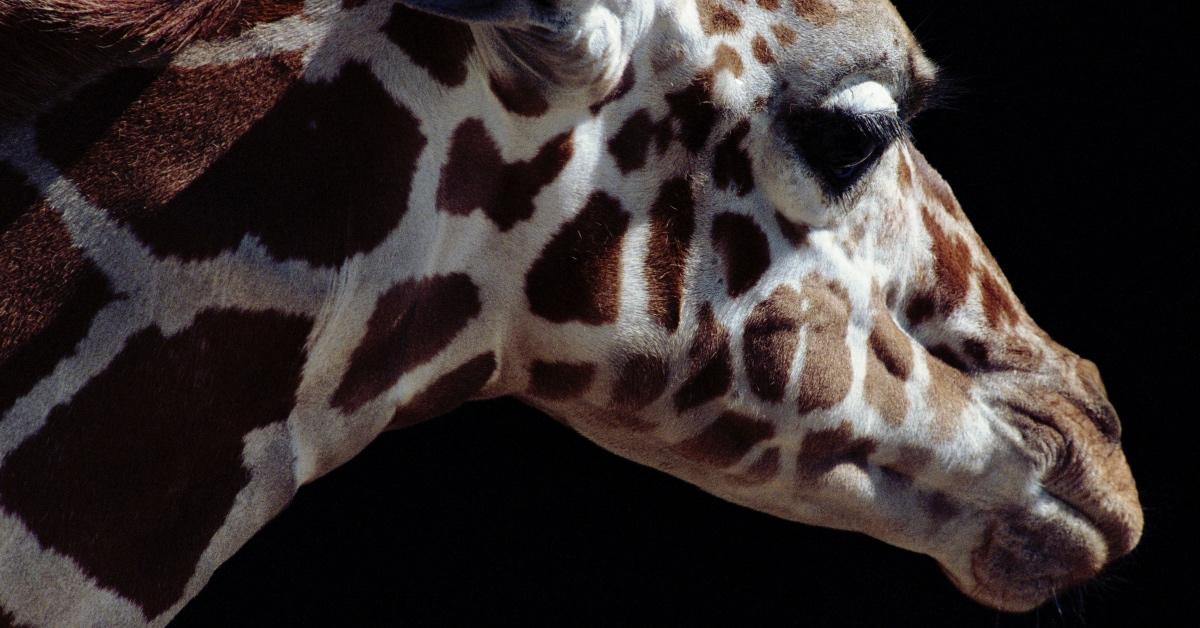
left=0, top=1, right=1145, bottom=622
left=494, top=0, right=1142, bottom=611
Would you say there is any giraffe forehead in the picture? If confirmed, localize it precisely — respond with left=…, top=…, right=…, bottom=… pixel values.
left=686, top=0, right=926, bottom=90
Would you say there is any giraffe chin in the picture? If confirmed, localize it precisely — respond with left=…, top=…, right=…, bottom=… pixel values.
left=942, top=507, right=1110, bottom=613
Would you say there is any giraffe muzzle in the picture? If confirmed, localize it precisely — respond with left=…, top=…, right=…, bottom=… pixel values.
left=1000, top=390, right=1143, bottom=561
left=955, top=387, right=1144, bottom=611
left=965, top=506, right=1107, bottom=612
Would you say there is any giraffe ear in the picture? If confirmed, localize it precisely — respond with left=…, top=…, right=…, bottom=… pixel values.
left=399, top=0, right=640, bottom=100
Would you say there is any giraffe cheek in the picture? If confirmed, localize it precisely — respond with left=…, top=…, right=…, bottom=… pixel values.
left=795, top=277, right=854, bottom=414
left=751, top=126, right=837, bottom=228
left=743, top=285, right=803, bottom=402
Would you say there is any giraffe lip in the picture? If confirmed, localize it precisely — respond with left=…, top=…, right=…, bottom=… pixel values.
left=935, top=506, right=1108, bottom=613
left=997, top=399, right=1142, bottom=559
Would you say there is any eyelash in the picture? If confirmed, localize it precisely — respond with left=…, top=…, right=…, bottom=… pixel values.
left=841, top=109, right=910, bottom=146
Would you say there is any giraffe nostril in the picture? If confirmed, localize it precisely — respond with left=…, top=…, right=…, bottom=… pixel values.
left=1074, top=359, right=1121, bottom=442
left=1086, top=399, right=1122, bottom=442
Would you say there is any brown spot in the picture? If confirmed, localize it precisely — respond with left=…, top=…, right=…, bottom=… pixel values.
left=589, top=63, right=636, bottom=115
left=438, top=118, right=573, bottom=231
left=743, top=285, right=803, bottom=402
left=993, top=338, right=1042, bottom=372
left=664, top=77, right=719, bottom=153
left=979, top=271, right=1020, bottom=328
left=673, top=303, right=733, bottom=411
left=737, top=448, right=781, bottom=484
left=489, top=72, right=550, bottom=118
left=39, top=58, right=425, bottom=266
left=864, top=350, right=907, bottom=426
left=712, top=120, right=754, bottom=196
left=712, top=43, right=744, bottom=78
left=775, top=212, right=810, bottom=247
left=203, top=0, right=306, bottom=38
left=645, top=178, right=695, bottom=331
left=963, top=338, right=990, bottom=368
left=384, top=4, right=475, bottom=87
left=879, top=465, right=913, bottom=487
left=525, top=192, right=630, bottom=324
left=904, top=290, right=936, bottom=326
left=711, top=212, right=771, bottom=298
left=796, top=422, right=876, bottom=483
left=654, top=115, right=675, bottom=152
left=29, top=63, right=142, bottom=167
left=921, top=206, right=973, bottom=316
left=0, top=11, right=124, bottom=121
left=770, top=23, right=797, bottom=47
left=332, top=274, right=481, bottom=413
left=0, top=165, right=117, bottom=419
left=885, top=285, right=900, bottom=309
left=926, top=352, right=972, bottom=439
left=888, top=445, right=933, bottom=478
left=611, top=353, right=670, bottom=410
left=528, top=360, right=597, bottom=401
left=388, top=352, right=497, bottom=430
left=897, top=153, right=913, bottom=191
left=869, top=310, right=913, bottom=380
left=674, top=411, right=775, bottom=467
left=960, top=337, right=1035, bottom=373
left=795, top=276, right=853, bottom=414
left=697, top=0, right=742, bottom=34
left=757, top=0, right=782, bottom=11
left=791, top=0, right=837, bottom=25
left=608, top=109, right=656, bottom=173
left=0, top=309, right=311, bottom=619
left=751, top=34, right=776, bottom=64
left=38, top=57, right=290, bottom=203
left=0, top=603, right=27, bottom=628
left=925, top=492, right=961, bottom=526
left=927, top=344, right=970, bottom=373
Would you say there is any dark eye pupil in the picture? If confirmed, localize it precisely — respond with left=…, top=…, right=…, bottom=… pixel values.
left=828, top=140, right=876, bottom=177
left=786, top=108, right=891, bottom=191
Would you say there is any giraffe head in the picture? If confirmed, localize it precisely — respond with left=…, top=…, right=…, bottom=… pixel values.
left=411, top=0, right=1143, bottom=611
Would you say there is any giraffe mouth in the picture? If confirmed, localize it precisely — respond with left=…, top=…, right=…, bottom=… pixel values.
left=931, top=391, right=1143, bottom=613
left=999, top=397, right=1144, bottom=561
left=936, top=461, right=1141, bottom=613
left=960, top=501, right=1107, bottom=612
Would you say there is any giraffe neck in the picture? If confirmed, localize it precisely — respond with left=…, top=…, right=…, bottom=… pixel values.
left=0, top=4, right=539, bottom=623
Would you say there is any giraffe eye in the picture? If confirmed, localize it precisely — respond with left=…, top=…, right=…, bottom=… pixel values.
left=786, top=108, right=906, bottom=195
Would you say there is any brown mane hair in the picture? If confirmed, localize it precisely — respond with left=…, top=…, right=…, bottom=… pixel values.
left=0, top=0, right=303, bottom=121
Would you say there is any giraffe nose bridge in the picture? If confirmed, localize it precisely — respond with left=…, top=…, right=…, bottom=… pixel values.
left=1066, top=356, right=1123, bottom=442
left=1076, top=358, right=1108, bottom=397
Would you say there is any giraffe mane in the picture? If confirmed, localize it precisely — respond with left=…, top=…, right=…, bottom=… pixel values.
left=0, top=0, right=286, bottom=51
left=0, top=0, right=302, bottom=120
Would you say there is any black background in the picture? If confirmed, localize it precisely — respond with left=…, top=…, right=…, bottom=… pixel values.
left=174, top=2, right=1198, bottom=626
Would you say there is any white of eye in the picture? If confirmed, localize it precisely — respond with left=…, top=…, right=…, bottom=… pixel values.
left=823, top=80, right=898, bottom=114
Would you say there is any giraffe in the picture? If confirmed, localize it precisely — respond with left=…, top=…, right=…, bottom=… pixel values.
left=0, top=0, right=1142, bottom=624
